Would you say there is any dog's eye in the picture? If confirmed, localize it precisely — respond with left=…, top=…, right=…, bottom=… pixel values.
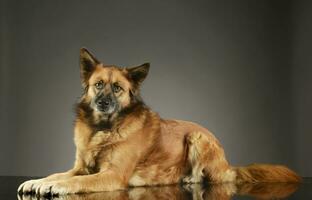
left=113, top=84, right=122, bottom=93
left=95, top=81, right=103, bottom=89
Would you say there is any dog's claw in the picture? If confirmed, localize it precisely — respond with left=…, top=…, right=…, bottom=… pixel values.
left=18, top=180, right=40, bottom=195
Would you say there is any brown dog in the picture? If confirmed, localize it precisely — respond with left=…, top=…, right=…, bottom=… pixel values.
left=18, top=48, right=301, bottom=196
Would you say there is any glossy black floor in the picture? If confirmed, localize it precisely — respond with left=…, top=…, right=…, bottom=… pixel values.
left=1, top=176, right=311, bottom=200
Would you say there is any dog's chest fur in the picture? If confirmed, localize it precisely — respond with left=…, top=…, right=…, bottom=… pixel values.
left=82, top=131, right=113, bottom=173
left=74, top=114, right=147, bottom=174
left=76, top=128, right=122, bottom=174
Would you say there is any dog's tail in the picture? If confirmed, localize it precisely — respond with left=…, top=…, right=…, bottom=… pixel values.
left=233, top=164, right=301, bottom=183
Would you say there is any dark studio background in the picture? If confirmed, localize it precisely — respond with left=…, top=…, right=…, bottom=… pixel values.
left=0, top=0, right=311, bottom=177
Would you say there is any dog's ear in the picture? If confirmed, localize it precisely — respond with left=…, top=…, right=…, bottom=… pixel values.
left=127, top=63, right=150, bottom=86
left=80, top=47, right=100, bottom=86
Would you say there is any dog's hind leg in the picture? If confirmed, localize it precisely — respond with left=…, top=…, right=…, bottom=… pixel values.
left=183, top=131, right=236, bottom=184
left=183, top=132, right=205, bottom=183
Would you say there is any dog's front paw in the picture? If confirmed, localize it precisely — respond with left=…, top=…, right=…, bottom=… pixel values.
left=36, top=181, right=75, bottom=196
left=18, top=179, right=41, bottom=194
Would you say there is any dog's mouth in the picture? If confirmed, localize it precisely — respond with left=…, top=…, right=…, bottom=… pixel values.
left=96, top=103, right=116, bottom=115
left=92, top=95, right=118, bottom=116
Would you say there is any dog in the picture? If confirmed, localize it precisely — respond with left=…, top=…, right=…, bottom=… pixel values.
left=18, top=48, right=301, bottom=196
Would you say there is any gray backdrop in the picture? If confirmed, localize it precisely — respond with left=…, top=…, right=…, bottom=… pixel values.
left=1, top=0, right=311, bottom=177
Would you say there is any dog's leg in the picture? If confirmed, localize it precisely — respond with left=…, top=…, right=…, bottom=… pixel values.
left=183, top=132, right=205, bottom=184
left=35, top=145, right=139, bottom=195
left=183, top=131, right=236, bottom=184
left=18, top=158, right=86, bottom=194
left=18, top=169, right=86, bottom=195
left=36, top=169, right=127, bottom=196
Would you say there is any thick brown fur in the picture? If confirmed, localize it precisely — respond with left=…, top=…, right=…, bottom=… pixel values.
left=18, top=48, right=301, bottom=196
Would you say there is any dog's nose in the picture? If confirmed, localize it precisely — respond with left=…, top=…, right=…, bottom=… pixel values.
left=97, top=97, right=111, bottom=106
left=103, top=99, right=110, bottom=106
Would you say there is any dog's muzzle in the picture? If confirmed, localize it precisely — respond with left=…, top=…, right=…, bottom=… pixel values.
left=95, top=96, right=116, bottom=114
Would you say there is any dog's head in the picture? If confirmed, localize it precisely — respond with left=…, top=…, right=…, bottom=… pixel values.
left=78, top=48, right=149, bottom=127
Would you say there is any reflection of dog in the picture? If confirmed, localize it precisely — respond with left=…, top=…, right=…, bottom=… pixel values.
left=18, top=48, right=301, bottom=196
left=17, top=182, right=299, bottom=200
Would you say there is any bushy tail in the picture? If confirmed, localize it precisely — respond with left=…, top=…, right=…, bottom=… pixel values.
left=234, top=164, right=301, bottom=183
